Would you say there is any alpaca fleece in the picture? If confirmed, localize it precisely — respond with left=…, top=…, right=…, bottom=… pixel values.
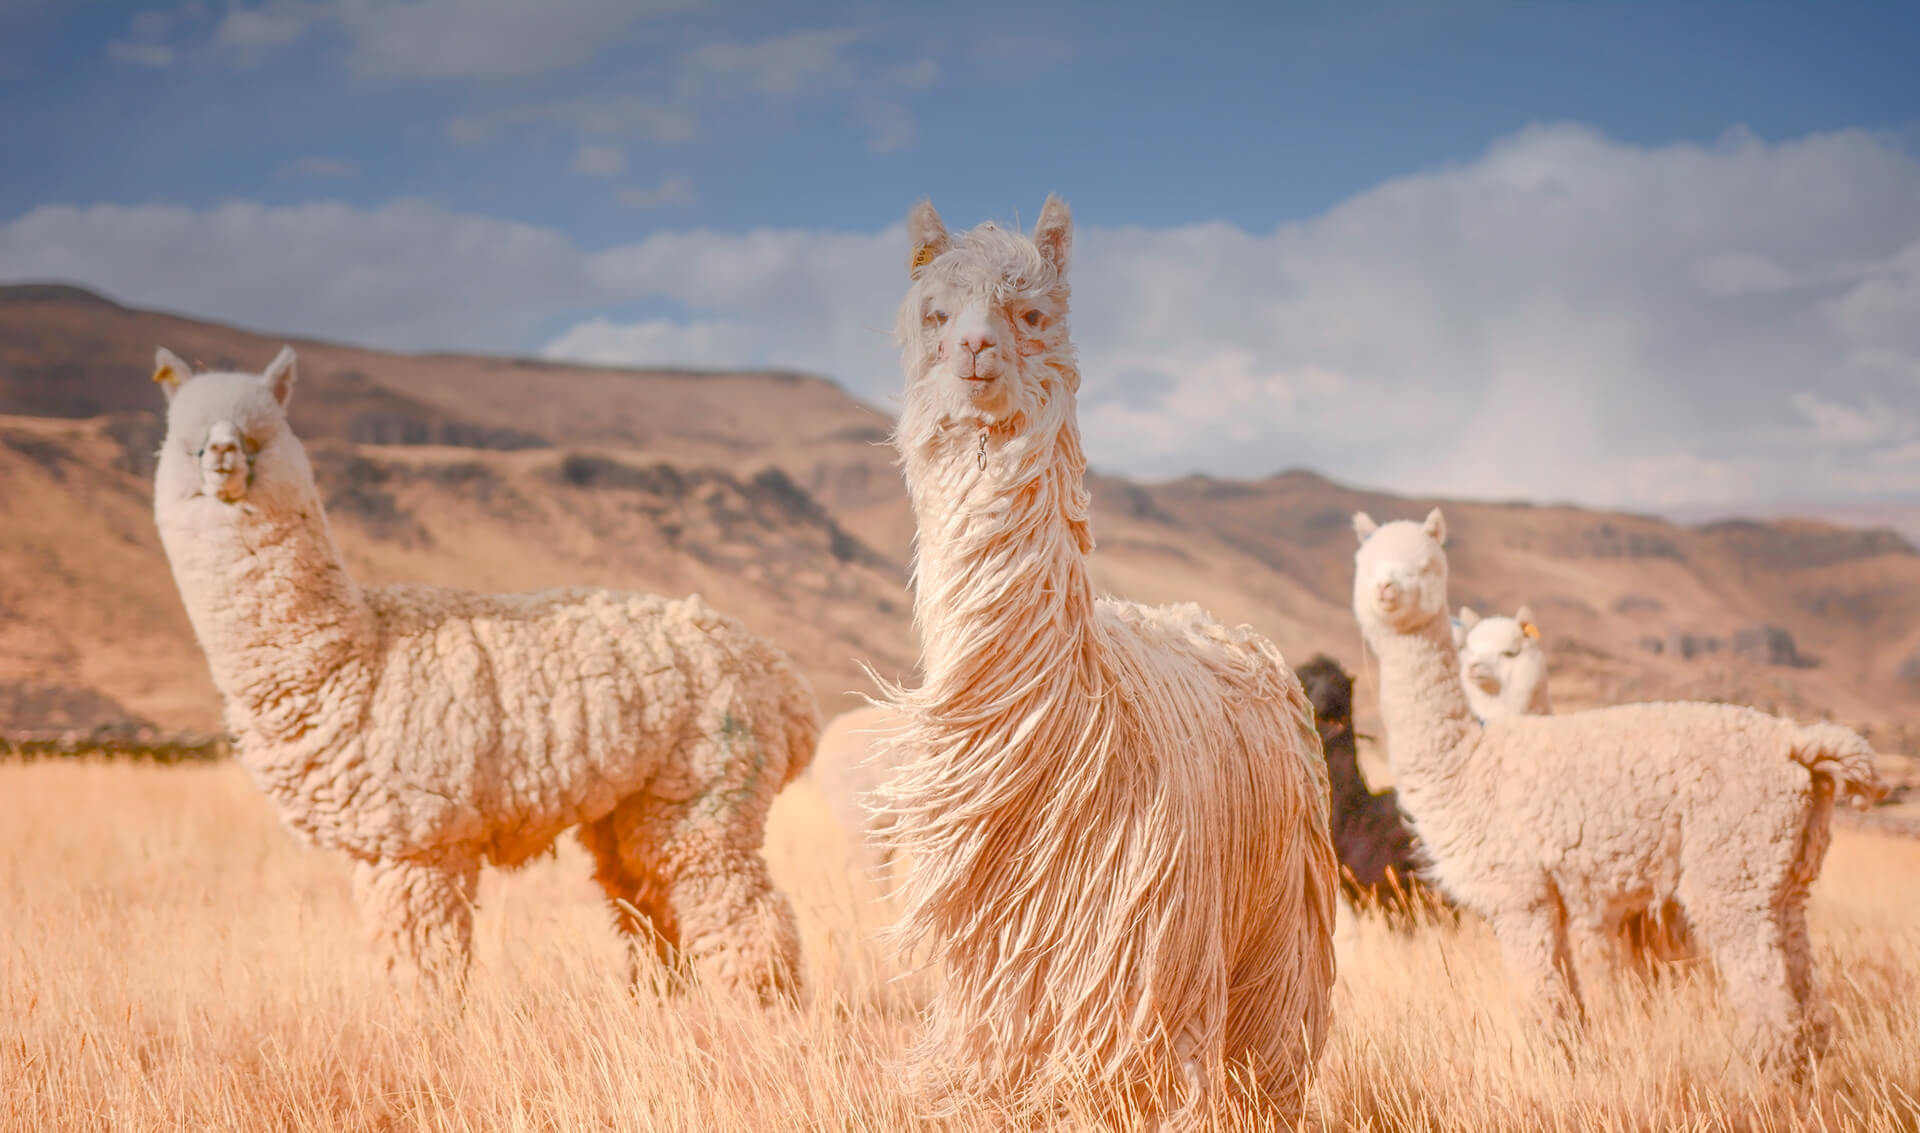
left=871, top=197, right=1337, bottom=1126
left=1353, top=509, right=1887, bottom=1069
left=1295, top=654, right=1441, bottom=920
left=809, top=702, right=908, bottom=879
left=151, top=346, right=820, bottom=1000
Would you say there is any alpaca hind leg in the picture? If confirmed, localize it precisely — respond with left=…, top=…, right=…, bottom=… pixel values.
left=350, top=849, right=480, bottom=1000
left=579, top=811, right=684, bottom=989
left=599, top=790, right=802, bottom=1003
left=1779, top=886, right=1831, bottom=1057
left=1690, top=897, right=1804, bottom=1070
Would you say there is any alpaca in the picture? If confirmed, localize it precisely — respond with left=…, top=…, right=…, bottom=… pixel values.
left=809, top=702, right=907, bottom=880
left=1455, top=607, right=1694, bottom=968
left=150, top=346, right=819, bottom=1001
left=1294, top=654, right=1442, bottom=920
left=1453, top=605, right=1551, bottom=720
left=868, top=197, right=1338, bottom=1125
left=1351, top=508, right=1886, bottom=1068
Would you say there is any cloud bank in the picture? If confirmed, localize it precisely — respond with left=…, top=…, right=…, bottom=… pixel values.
left=5, top=124, right=1918, bottom=513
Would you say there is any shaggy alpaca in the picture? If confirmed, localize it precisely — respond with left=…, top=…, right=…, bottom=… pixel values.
left=1294, top=654, right=1441, bottom=919
left=1352, top=508, right=1886, bottom=1068
left=150, top=347, right=819, bottom=1001
left=869, top=197, right=1338, bottom=1125
left=1454, top=605, right=1551, bottom=720
left=810, top=702, right=907, bottom=879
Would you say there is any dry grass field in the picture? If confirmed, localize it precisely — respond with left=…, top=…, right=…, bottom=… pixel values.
left=4, top=759, right=1917, bottom=1132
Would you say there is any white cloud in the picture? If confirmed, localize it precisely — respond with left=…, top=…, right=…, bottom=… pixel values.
left=615, top=175, right=695, bottom=209
left=678, top=27, right=866, bottom=99
left=110, top=0, right=690, bottom=79
left=570, top=144, right=624, bottom=178
left=7, top=124, right=1919, bottom=515
left=448, top=96, right=696, bottom=146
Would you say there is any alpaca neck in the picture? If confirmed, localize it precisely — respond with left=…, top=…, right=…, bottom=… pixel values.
left=158, top=477, right=374, bottom=745
left=1369, top=615, right=1481, bottom=793
left=1321, top=726, right=1375, bottom=809
left=901, top=393, right=1098, bottom=723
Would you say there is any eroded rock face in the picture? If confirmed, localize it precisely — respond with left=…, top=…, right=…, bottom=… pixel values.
left=1732, top=623, right=1813, bottom=668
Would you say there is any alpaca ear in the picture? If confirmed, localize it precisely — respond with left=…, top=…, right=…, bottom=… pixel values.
left=152, top=347, right=193, bottom=402
left=262, top=345, right=297, bottom=407
left=1033, top=194, right=1072, bottom=274
left=1516, top=605, right=1541, bottom=639
left=1351, top=511, right=1378, bottom=543
left=1423, top=507, right=1447, bottom=544
left=1457, top=606, right=1481, bottom=631
left=907, top=199, right=949, bottom=278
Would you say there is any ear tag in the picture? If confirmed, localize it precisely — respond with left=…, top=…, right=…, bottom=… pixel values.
left=910, top=244, right=937, bottom=270
left=1522, top=623, right=1541, bottom=640
left=152, top=363, right=176, bottom=385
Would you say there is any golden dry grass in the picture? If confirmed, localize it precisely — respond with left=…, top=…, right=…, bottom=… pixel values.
left=3, top=760, right=1917, bottom=1131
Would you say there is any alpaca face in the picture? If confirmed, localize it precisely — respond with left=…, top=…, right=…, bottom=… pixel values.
left=1455, top=606, right=1548, bottom=714
left=1351, top=509, right=1450, bottom=637
left=152, top=346, right=300, bottom=507
left=894, top=196, right=1077, bottom=434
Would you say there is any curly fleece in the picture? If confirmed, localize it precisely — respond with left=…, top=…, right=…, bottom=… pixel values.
left=1352, top=509, right=1886, bottom=1070
left=151, top=347, right=820, bottom=1000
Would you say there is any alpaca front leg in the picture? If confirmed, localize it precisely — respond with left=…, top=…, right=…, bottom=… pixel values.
left=350, top=849, right=480, bottom=999
left=1491, top=902, right=1584, bottom=1045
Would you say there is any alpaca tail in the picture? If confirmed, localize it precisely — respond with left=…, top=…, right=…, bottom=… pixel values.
left=1790, top=723, right=1890, bottom=811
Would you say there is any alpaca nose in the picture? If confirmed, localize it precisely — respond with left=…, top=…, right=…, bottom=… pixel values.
left=1375, top=580, right=1400, bottom=606
left=960, top=330, right=994, bottom=357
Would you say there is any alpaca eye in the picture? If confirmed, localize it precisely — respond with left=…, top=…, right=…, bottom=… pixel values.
left=927, top=309, right=948, bottom=326
left=242, top=436, right=261, bottom=456
left=1022, top=309, right=1043, bottom=327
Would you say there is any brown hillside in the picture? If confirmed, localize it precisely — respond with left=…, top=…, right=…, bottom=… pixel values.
left=1, top=284, right=1916, bottom=765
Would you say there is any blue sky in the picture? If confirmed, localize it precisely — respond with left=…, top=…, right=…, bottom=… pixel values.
left=3, top=1, right=1919, bottom=518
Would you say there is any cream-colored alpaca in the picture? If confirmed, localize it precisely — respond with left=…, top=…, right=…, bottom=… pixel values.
left=809, top=702, right=908, bottom=879
left=151, top=347, right=819, bottom=1001
left=1454, top=605, right=1551, bottom=719
left=869, top=197, right=1337, bottom=1125
left=1353, top=509, right=1885, bottom=1069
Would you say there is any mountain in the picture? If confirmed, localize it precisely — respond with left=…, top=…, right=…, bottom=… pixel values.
left=2, top=283, right=1917, bottom=765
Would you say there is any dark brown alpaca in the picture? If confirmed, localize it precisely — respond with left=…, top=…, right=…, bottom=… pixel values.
left=1296, top=654, right=1446, bottom=922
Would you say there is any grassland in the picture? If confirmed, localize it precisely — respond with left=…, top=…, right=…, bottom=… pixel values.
left=4, top=759, right=1917, bottom=1131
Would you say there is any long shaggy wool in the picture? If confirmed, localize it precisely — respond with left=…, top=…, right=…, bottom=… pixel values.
left=1353, top=509, right=1887, bottom=1069
left=870, top=198, right=1337, bottom=1125
left=150, top=348, right=820, bottom=1001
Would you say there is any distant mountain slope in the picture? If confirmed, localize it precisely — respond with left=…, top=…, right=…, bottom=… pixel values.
left=2, top=283, right=1915, bottom=759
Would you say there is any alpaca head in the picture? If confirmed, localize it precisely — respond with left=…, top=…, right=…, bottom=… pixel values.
left=1454, top=605, right=1549, bottom=717
left=152, top=345, right=306, bottom=508
left=893, top=195, right=1078, bottom=439
left=1295, top=654, right=1354, bottom=730
left=1351, top=509, right=1450, bottom=638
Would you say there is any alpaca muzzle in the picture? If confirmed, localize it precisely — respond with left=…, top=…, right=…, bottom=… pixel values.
left=199, top=421, right=253, bottom=502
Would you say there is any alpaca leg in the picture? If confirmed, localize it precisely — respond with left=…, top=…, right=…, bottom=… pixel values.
left=594, top=789, right=802, bottom=1003
left=1565, top=901, right=1620, bottom=994
left=1691, top=899, right=1804, bottom=1069
left=579, top=812, right=684, bottom=987
left=1490, top=900, right=1584, bottom=1041
left=350, top=849, right=480, bottom=998
left=1779, top=886, right=1832, bottom=1057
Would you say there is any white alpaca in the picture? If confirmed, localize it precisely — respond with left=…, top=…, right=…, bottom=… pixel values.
left=1454, top=605, right=1551, bottom=720
left=1352, top=508, right=1885, bottom=1069
left=869, top=198, right=1337, bottom=1125
left=150, top=346, right=820, bottom=1000
left=809, top=702, right=907, bottom=879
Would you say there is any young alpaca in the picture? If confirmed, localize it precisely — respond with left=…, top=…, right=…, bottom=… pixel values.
left=1455, top=607, right=1694, bottom=967
left=1352, top=509, right=1885, bottom=1069
left=869, top=197, right=1337, bottom=1125
left=1294, top=654, right=1441, bottom=920
left=151, top=347, right=819, bottom=1001
left=1454, top=606, right=1551, bottom=720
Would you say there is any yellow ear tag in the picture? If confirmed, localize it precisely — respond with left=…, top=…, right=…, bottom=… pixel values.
left=1522, top=622, right=1541, bottom=639
left=152, top=363, right=175, bottom=385
left=910, top=244, right=937, bottom=270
